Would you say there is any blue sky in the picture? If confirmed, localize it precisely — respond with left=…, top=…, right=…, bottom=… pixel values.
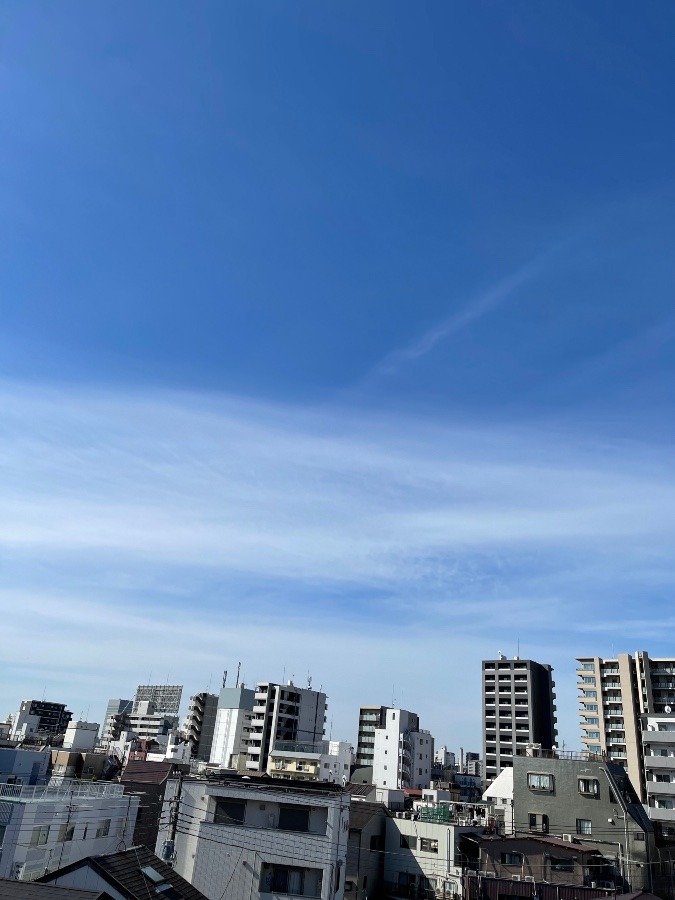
left=1, top=1, right=675, bottom=750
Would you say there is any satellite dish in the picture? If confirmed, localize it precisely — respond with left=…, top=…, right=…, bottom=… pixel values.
left=665, top=706, right=672, bottom=714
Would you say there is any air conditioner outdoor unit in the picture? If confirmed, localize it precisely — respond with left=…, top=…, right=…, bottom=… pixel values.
left=512, top=875, right=521, bottom=881
left=484, top=872, right=495, bottom=878
left=562, top=834, right=574, bottom=842
left=466, top=870, right=477, bottom=877
left=524, top=876, right=535, bottom=883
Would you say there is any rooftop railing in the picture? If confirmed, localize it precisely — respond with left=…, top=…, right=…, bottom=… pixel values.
left=0, top=779, right=124, bottom=801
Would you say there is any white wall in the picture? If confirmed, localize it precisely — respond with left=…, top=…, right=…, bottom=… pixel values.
left=159, top=779, right=349, bottom=900
left=0, top=788, right=138, bottom=880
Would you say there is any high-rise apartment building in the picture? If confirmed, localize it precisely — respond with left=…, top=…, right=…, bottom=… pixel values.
left=370, top=707, right=434, bottom=789
left=101, top=698, right=133, bottom=742
left=210, top=686, right=255, bottom=769
left=246, top=681, right=327, bottom=773
left=576, top=650, right=675, bottom=805
left=184, top=691, right=219, bottom=761
left=10, top=700, right=73, bottom=740
left=355, top=705, right=388, bottom=768
left=482, top=655, right=557, bottom=784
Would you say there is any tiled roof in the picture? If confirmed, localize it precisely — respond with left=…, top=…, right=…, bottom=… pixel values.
left=346, top=783, right=376, bottom=798
left=120, top=760, right=174, bottom=784
left=348, top=800, right=389, bottom=831
left=40, top=847, right=208, bottom=900
left=0, top=880, right=109, bottom=900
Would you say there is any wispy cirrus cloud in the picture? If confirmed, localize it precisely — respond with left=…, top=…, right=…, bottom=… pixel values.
left=369, top=242, right=569, bottom=379
left=1, top=378, right=675, bottom=745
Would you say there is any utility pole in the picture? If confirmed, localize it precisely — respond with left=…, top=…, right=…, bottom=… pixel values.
left=162, top=771, right=183, bottom=868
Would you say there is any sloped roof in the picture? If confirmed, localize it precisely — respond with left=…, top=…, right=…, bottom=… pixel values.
left=0, top=880, right=110, bottom=900
left=120, top=760, right=174, bottom=784
left=40, top=847, right=208, bottom=900
left=348, top=801, right=389, bottom=831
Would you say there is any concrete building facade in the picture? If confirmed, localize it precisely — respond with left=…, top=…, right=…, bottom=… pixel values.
left=100, top=699, right=133, bottom=743
left=576, top=651, right=675, bottom=804
left=158, top=774, right=350, bottom=900
left=10, top=702, right=73, bottom=741
left=0, top=780, right=138, bottom=881
left=183, top=692, right=219, bottom=762
left=246, top=681, right=327, bottom=774
left=482, top=656, right=557, bottom=784
left=366, top=708, right=434, bottom=790
left=267, top=740, right=353, bottom=783
left=209, top=686, right=255, bottom=769
left=510, top=749, right=653, bottom=893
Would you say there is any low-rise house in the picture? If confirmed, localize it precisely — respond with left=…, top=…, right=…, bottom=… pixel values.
left=0, top=878, right=111, bottom=900
left=267, top=740, right=352, bottom=783
left=511, top=748, right=654, bottom=893
left=466, top=834, right=616, bottom=887
left=346, top=801, right=389, bottom=898
left=384, top=810, right=479, bottom=898
left=156, top=773, right=350, bottom=900
left=39, top=845, right=208, bottom=900
left=0, top=749, right=50, bottom=787
left=0, top=780, right=138, bottom=881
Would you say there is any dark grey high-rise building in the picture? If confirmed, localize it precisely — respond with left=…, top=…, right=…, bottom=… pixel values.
left=482, top=655, right=557, bottom=784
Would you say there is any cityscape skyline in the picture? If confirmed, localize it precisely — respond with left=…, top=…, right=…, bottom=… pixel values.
left=2, top=3, right=675, bottom=757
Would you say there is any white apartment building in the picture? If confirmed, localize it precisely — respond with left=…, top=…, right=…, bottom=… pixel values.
left=62, top=721, right=99, bottom=752
left=371, top=708, right=434, bottom=790
left=481, top=766, right=514, bottom=835
left=576, top=650, right=675, bottom=803
left=384, top=814, right=477, bottom=898
left=209, top=686, right=255, bottom=769
left=158, top=775, right=350, bottom=900
left=246, top=681, right=327, bottom=773
left=267, top=740, right=352, bottom=783
left=642, top=712, right=675, bottom=835
left=0, top=779, right=138, bottom=881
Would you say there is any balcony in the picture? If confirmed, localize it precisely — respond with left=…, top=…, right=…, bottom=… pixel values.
left=644, top=731, right=675, bottom=743
left=645, top=755, right=675, bottom=769
left=646, top=782, right=675, bottom=796
left=649, top=807, right=675, bottom=822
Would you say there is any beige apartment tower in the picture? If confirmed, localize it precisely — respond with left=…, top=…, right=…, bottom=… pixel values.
left=576, top=650, right=675, bottom=803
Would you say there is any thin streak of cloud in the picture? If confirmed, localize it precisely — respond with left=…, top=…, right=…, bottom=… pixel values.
left=370, top=243, right=567, bottom=378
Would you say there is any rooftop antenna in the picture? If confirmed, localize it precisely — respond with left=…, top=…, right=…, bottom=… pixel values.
left=222, top=670, right=228, bottom=689
left=235, top=662, right=241, bottom=689
left=307, top=673, right=312, bottom=690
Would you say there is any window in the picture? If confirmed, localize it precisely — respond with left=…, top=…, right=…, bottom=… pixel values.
left=58, top=824, right=75, bottom=842
left=581, top=663, right=595, bottom=671
left=583, top=677, right=596, bottom=685
left=528, top=813, right=549, bottom=833
left=214, top=799, right=246, bottom=826
left=586, top=731, right=600, bottom=739
left=585, top=704, right=598, bottom=712
left=550, top=858, right=574, bottom=872
left=584, top=690, right=597, bottom=699
left=278, top=806, right=310, bottom=832
left=578, top=778, right=600, bottom=797
left=527, top=772, right=554, bottom=792
left=0, top=824, right=5, bottom=848
left=420, top=838, right=438, bottom=853
left=500, top=852, right=523, bottom=866
left=270, top=867, right=305, bottom=895
left=585, top=717, right=599, bottom=725
left=31, top=825, right=50, bottom=847
left=96, top=819, right=111, bottom=839
left=576, top=819, right=592, bottom=835
left=400, top=834, right=417, bottom=849
left=369, top=835, right=382, bottom=851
